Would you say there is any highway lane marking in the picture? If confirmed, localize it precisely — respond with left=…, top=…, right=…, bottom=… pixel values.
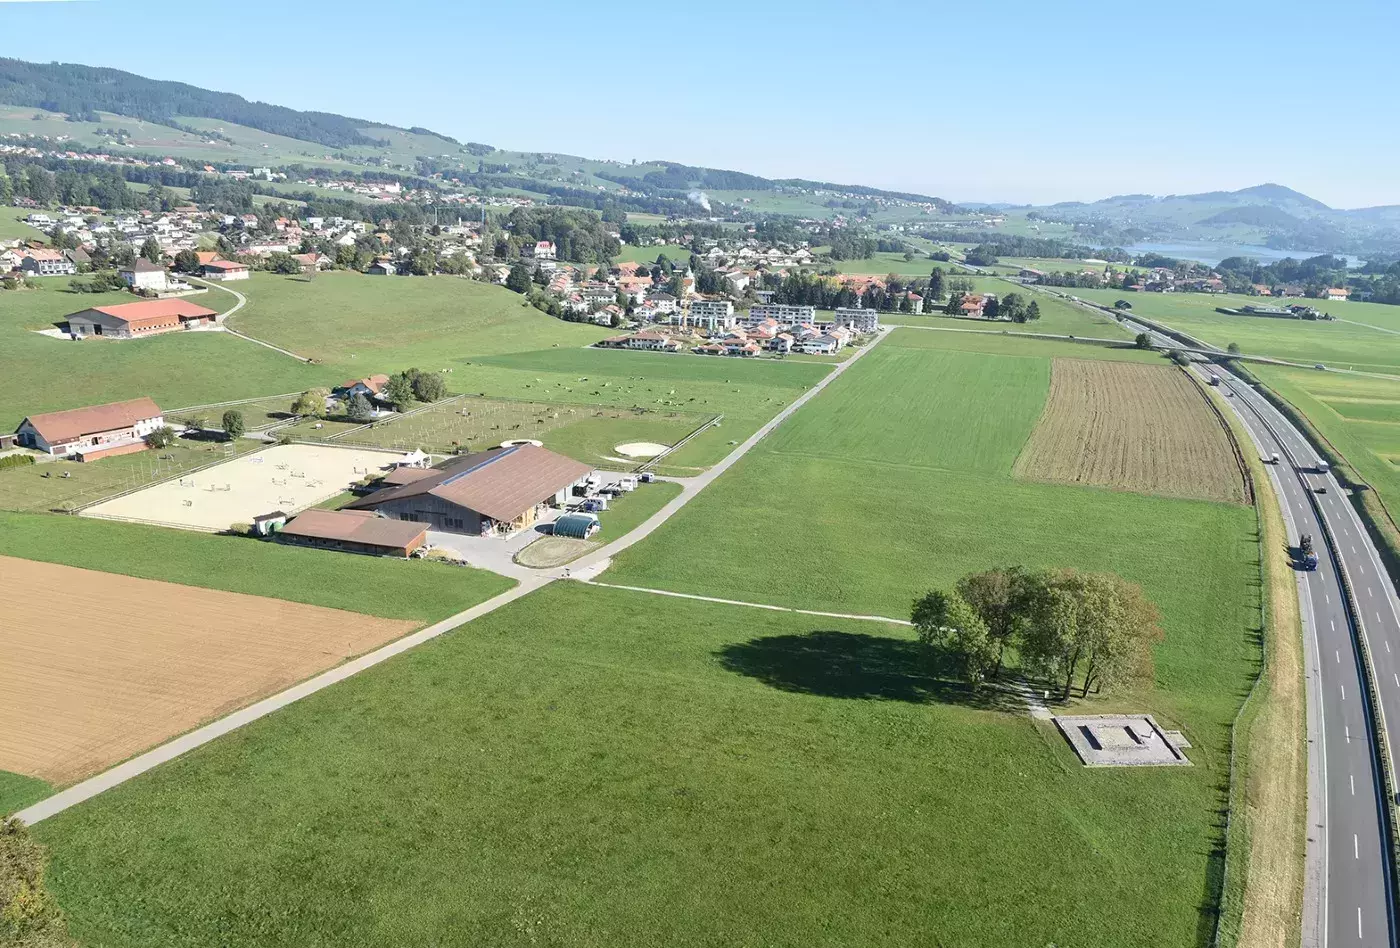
left=1355, top=833, right=1360, bottom=859
left=1347, top=725, right=1352, bottom=743
left=1342, top=685, right=1346, bottom=701
left=1352, top=545, right=1358, bottom=555
left=1386, top=639, right=1391, bottom=653
left=1359, top=905, right=1364, bottom=938
left=1394, top=673, right=1399, bottom=688
left=1336, top=648, right=1341, bottom=662
left=1351, top=773, right=1356, bottom=795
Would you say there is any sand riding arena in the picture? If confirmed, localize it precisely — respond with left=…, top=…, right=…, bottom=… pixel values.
left=82, top=443, right=403, bottom=532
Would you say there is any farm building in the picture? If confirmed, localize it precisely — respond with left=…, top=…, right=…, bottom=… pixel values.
left=66, top=299, right=219, bottom=339
left=345, top=444, right=593, bottom=537
left=335, top=374, right=391, bottom=400
left=277, top=508, right=428, bottom=557
left=200, top=260, right=250, bottom=281
left=14, top=397, right=163, bottom=460
left=553, top=512, right=600, bottom=539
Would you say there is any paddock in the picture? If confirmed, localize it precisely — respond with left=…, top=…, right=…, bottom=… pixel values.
left=81, top=443, right=402, bottom=532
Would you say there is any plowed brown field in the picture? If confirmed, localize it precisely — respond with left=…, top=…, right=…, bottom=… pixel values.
left=1013, top=359, right=1248, bottom=504
left=0, top=556, right=416, bottom=784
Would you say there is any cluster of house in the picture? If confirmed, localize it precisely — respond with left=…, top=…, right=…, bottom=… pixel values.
left=598, top=303, right=878, bottom=357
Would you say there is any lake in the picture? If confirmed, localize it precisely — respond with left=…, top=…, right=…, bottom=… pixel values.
left=1120, top=241, right=1364, bottom=268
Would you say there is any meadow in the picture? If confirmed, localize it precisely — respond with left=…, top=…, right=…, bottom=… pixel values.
left=311, top=395, right=712, bottom=470
left=612, top=244, right=693, bottom=266
left=460, top=346, right=831, bottom=470
left=1069, top=288, right=1400, bottom=373
left=226, top=271, right=610, bottom=368
left=0, top=204, right=46, bottom=240
left=37, top=581, right=1246, bottom=948
left=0, top=770, right=50, bottom=816
left=0, top=511, right=513, bottom=623
left=0, top=280, right=339, bottom=429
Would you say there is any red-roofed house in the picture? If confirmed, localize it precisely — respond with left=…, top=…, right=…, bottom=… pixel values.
left=66, top=299, right=220, bottom=339
left=14, top=397, right=164, bottom=460
left=200, top=259, right=250, bottom=281
left=1323, top=287, right=1350, bottom=301
left=18, top=248, right=76, bottom=277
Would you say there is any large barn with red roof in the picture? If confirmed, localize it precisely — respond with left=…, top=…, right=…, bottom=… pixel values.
left=65, top=299, right=219, bottom=339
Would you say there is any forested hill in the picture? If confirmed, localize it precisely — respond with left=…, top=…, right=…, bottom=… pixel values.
left=0, top=59, right=457, bottom=149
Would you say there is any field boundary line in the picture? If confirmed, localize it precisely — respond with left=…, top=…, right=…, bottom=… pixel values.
left=67, top=444, right=250, bottom=514
left=167, top=392, right=304, bottom=415
left=1181, top=366, right=1255, bottom=506
left=579, top=579, right=912, bottom=625
left=185, top=274, right=314, bottom=362
left=635, top=414, right=724, bottom=474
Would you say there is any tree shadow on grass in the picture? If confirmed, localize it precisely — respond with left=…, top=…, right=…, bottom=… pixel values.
left=715, top=630, right=1020, bottom=711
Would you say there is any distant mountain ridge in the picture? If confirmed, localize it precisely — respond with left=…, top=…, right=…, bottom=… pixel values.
left=0, top=58, right=458, bottom=149
left=1031, top=183, right=1400, bottom=256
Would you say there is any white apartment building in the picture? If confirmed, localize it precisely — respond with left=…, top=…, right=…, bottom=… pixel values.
left=740, top=303, right=816, bottom=328
left=681, top=299, right=736, bottom=333
left=832, top=307, right=881, bottom=333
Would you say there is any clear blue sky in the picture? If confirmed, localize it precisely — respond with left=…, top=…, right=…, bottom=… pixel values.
left=2, top=0, right=1397, bottom=207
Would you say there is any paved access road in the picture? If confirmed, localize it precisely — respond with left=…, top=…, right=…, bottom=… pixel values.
left=1116, top=310, right=1399, bottom=947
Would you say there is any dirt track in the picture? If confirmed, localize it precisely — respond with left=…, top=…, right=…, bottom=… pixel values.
left=1013, top=359, right=1248, bottom=504
left=0, top=556, right=416, bottom=784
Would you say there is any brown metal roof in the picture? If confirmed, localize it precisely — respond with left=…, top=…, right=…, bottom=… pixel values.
left=279, top=508, right=427, bottom=550
left=347, top=445, right=592, bottom=523
left=19, top=397, right=162, bottom=444
left=86, top=299, right=218, bottom=322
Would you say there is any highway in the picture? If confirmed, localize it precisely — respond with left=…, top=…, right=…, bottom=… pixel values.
left=1117, top=310, right=1400, bottom=946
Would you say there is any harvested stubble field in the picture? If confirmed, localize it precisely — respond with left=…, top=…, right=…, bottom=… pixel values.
left=0, top=556, right=416, bottom=785
left=1013, top=359, right=1248, bottom=504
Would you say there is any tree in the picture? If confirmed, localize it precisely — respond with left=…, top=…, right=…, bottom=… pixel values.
left=1019, top=569, right=1162, bottom=699
left=983, top=295, right=1000, bottom=320
left=1134, top=332, right=1153, bottom=350
left=505, top=261, right=533, bottom=294
left=140, top=237, right=162, bottom=263
left=956, top=567, right=1033, bottom=680
left=928, top=267, right=945, bottom=300
left=411, top=371, right=447, bottom=403
left=383, top=373, right=416, bottom=411
left=1227, top=342, right=1241, bottom=355
left=172, top=249, right=200, bottom=274
left=911, top=588, right=997, bottom=684
left=344, top=392, right=373, bottom=422
left=268, top=252, right=301, bottom=275
left=1026, top=300, right=1040, bottom=322
left=144, top=425, right=176, bottom=449
left=291, top=388, right=329, bottom=418
left=944, top=293, right=962, bottom=316
left=221, top=409, right=245, bottom=441
left=1167, top=349, right=1191, bottom=366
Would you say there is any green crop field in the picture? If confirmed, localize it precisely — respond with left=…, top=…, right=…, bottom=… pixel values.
left=0, top=281, right=341, bottom=429
left=1069, top=288, right=1400, bottom=373
left=0, top=511, right=513, bottom=623
left=35, top=576, right=1250, bottom=948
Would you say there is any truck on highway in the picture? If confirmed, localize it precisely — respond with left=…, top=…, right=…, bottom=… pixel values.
left=1316, top=460, right=1331, bottom=474
left=1299, top=534, right=1319, bottom=571
left=1209, top=374, right=1221, bottom=386
left=1268, top=452, right=1280, bottom=465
